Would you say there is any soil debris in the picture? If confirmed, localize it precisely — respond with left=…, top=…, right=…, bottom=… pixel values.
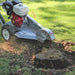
left=0, top=37, right=75, bottom=75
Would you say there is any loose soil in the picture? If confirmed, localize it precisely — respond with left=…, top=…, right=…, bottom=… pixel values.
left=0, top=37, right=75, bottom=75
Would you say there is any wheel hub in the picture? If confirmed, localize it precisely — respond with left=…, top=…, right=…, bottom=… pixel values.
left=2, top=29, right=10, bottom=40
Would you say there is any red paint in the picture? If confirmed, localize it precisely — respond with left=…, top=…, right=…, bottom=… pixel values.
left=11, top=13, right=23, bottom=27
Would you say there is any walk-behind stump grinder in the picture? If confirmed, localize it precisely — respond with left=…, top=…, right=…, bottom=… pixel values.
left=0, top=0, right=55, bottom=43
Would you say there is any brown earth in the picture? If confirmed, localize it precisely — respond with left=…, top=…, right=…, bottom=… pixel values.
left=0, top=37, right=75, bottom=75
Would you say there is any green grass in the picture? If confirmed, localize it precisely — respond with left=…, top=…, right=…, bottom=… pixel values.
left=71, top=46, right=75, bottom=51
left=64, top=68, right=75, bottom=75
left=0, top=58, right=10, bottom=75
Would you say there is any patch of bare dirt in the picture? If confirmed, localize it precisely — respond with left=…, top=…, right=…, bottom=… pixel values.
left=0, top=37, right=75, bottom=75
left=55, top=40, right=75, bottom=55
left=0, top=42, right=14, bottom=52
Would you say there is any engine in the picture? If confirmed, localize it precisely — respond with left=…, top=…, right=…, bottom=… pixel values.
left=2, top=0, right=29, bottom=27
left=11, top=13, right=23, bottom=27
left=11, top=3, right=29, bottom=27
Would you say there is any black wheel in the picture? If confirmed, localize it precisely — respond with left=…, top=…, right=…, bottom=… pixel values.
left=1, top=25, right=17, bottom=41
left=0, top=13, right=5, bottom=24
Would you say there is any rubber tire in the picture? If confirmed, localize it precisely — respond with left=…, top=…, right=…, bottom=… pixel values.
left=1, top=25, right=16, bottom=41
left=0, top=13, right=5, bottom=24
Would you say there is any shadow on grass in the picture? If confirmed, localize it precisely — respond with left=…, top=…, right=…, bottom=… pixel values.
left=52, top=23, right=73, bottom=34
left=30, top=0, right=43, bottom=2
left=39, top=7, right=58, bottom=14
left=57, top=0, right=65, bottom=1
left=38, top=7, right=58, bottom=22
left=55, top=3, right=75, bottom=12
left=30, top=0, right=66, bottom=2
left=23, top=0, right=45, bottom=4
left=37, top=1, right=75, bottom=17
left=38, top=2, right=75, bottom=17
left=40, top=15, right=56, bottom=22
left=53, top=23, right=75, bottom=30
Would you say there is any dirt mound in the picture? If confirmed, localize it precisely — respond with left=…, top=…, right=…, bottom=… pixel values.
left=34, top=48, right=71, bottom=69
left=0, top=37, right=75, bottom=75
left=56, top=40, right=75, bottom=55
left=35, top=47, right=63, bottom=60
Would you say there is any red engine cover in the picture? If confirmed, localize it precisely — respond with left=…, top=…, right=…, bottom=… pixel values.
left=11, top=13, right=23, bottom=27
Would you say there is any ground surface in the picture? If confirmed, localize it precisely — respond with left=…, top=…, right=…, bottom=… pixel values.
left=0, top=37, right=75, bottom=75
left=0, top=0, right=75, bottom=75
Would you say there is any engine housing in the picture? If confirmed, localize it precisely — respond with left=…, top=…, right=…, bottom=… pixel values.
left=11, top=13, right=23, bottom=27
left=13, top=3, right=29, bottom=16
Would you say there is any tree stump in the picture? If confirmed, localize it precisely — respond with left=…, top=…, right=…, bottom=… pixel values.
left=34, top=47, right=70, bottom=69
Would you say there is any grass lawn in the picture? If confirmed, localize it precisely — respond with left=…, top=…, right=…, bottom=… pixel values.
left=71, top=46, right=75, bottom=51
left=0, top=0, right=75, bottom=75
